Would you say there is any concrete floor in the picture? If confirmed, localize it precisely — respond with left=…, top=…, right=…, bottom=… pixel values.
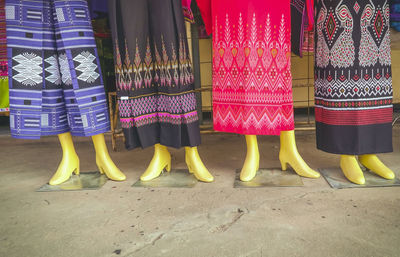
left=0, top=128, right=400, bottom=257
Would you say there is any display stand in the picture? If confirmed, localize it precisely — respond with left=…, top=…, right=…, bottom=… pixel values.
left=37, top=172, right=108, bottom=192
left=132, top=169, right=198, bottom=188
left=234, top=168, right=304, bottom=188
left=108, top=92, right=124, bottom=151
left=320, top=168, right=400, bottom=189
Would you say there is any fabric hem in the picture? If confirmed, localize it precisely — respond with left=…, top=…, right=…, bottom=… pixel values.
left=316, top=146, right=394, bottom=155
left=213, top=125, right=295, bottom=135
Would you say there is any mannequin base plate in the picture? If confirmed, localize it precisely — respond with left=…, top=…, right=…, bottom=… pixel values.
left=320, top=168, right=400, bottom=189
left=234, top=168, right=303, bottom=188
left=132, top=169, right=197, bottom=188
left=37, top=172, right=108, bottom=192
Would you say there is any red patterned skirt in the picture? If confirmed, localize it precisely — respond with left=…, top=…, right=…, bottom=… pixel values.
left=198, top=0, right=294, bottom=135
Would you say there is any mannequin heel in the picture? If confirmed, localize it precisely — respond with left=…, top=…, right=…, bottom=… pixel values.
left=165, top=161, right=172, bottom=172
left=97, top=164, right=104, bottom=175
left=49, top=159, right=80, bottom=185
left=96, top=158, right=126, bottom=181
left=140, top=150, right=171, bottom=181
left=74, top=163, right=80, bottom=176
left=280, top=158, right=287, bottom=171
left=185, top=147, right=214, bottom=182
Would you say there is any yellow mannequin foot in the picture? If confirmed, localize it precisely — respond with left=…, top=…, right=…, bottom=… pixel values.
left=240, top=135, right=260, bottom=182
left=140, top=144, right=171, bottom=181
left=340, top=155, right=365, bottom=185
left=359, top=154, right=395, bottom=180
left=49, top=132, right=80, bottom=185
left=92, top=134, right=126, bottom=181
left=279, top=130, right=320, bottom=178
left=185, top=147, right=214, bottom=182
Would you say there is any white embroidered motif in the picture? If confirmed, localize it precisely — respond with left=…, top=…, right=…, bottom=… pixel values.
left=13, top=53, right=43, bottom=86
left=45, top=55, right=62, bottom=85
left=316, top=1, right=355, bottom=69
left=58, top=53, right=72, bottom=85
left=73, top=51, right=100, bottom=83
left=359, top=1, right=391, bottom=67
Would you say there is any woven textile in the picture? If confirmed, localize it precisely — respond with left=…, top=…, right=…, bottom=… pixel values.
left=6, top=0, right=110, bottom=139
left=197, top=0, right=295, bottom=135
left=391, top=0, right=400, bottom=31
left=0, top=0, right=8, bottom=109
left=0, top=0, right=6, bottom=77
left=314, top=0, right=393, bottom=154
left=108, top=0, right=200, bottom=149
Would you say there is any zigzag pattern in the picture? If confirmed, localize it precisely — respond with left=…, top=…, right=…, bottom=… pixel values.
left=313, top=0, right=393, bottom=154
left=118, top=93, right=197, bottom=118
left=212, top=12, right=294, bottom=135
left=213, top=105, right=294, bottom=135
left=120, top=111, right=198, bottom=128
left=315, top=75, right=393, bottom=99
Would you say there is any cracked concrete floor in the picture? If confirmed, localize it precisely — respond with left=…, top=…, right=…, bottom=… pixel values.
left=0, top=128, right=400, bottom=257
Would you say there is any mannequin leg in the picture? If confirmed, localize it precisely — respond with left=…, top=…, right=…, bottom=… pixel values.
left=340, top=155, right=365, bottom=185
left=240, top=135, right=260, bottom=181
left=140, top=144, right=171, bottom=181
left=92, top=134, right=126, bottom=181
left=49, top=132, right=80, bottom=185
left=185, top=147, right=214, bottom=182
left=359, top=154, right=395, bottom=180
left=279, top=130, right=320, bottom=178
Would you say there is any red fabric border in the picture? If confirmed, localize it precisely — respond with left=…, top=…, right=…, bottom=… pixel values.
left=315, top=107, right=393, bottom=126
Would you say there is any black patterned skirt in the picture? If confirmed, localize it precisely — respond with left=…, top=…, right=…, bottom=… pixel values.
left=314, top=0, right=393, bottom=155
left=108, top=0, right=201, bottom=149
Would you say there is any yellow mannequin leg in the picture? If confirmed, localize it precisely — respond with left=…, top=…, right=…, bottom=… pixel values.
left=49, top=132, right=80, bottom=185
left=359, top=154, right=395, bottom=180
left=279, top=130, right=320, bottom=178
left=340, top=155, right=365, bottom=185
left=185, top=147, right=214, bottom=182
left=140, top=144, right=171, bottom=181
left=92, top=134, right=126, bottom=181
left=240, top=135, right=260, bottom=181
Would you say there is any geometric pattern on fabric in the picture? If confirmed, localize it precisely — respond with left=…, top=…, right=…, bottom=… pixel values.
left=197, top=0, right=295, bottom=135
left=212, top=12, right=294, bottom=135
left=119, top=93, right=198, bottom=128
left=118, top=93, right=198, bottom=118
left=314, top=0, right=393, bottom=155
left=12, top=52, right=43, bottom=86
left=73, top=51, right=100, bottom=84
left=0, top=0, right=7, bottom=78
left=44, top=55, right=62, bottom=85
left=6, top=0, right=110, bottom=139
left=58, top=53, right=73, bottom=85
left=108, top=0, right=200, bottom=149
left=0, top=0, right=8, bottom=109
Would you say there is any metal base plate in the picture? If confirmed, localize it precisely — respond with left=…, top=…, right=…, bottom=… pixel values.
left=234, top=168, right=304, bottom=188
left=320, top=168, right=400, bottom=189
left=132, top=169, right=198, bottom=188
left=37, top=172, right=108, bottom=192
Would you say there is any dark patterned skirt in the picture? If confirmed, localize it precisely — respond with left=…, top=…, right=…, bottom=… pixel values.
left=6, top=0, right=110, bottom=139
left=314, top=0, right=393, bottom=155
left=108, top=0, right=201, bottom=149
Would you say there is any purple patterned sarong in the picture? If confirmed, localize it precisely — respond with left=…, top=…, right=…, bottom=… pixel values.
left=6, top=0, right=110, bottom=139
